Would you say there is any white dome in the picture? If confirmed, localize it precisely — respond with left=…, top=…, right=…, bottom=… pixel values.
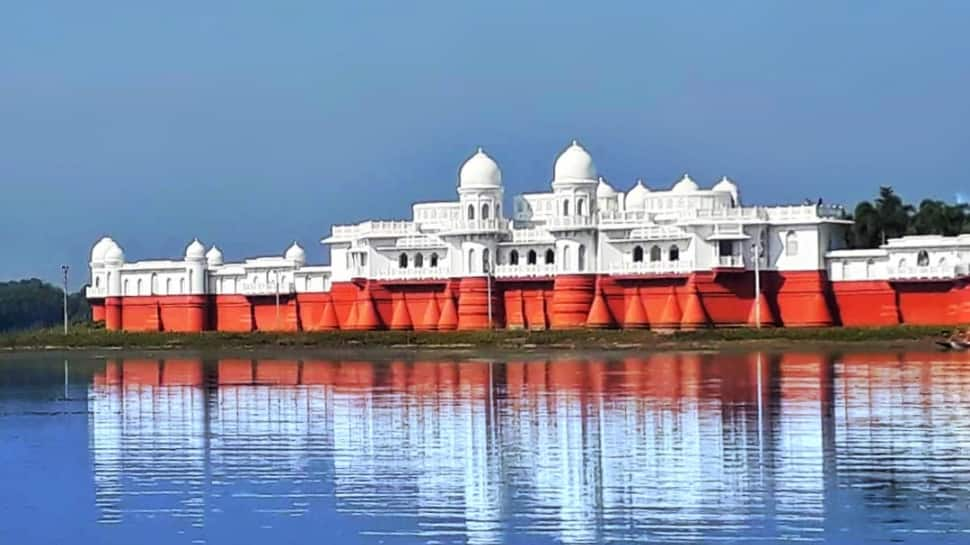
left=712, top=176, right=737, bottom=193
left=458, top=148, right=502, bottom=189
left=672, top=173, right=699, bottom=193
left=185, top=239, right=206, bottom=260
left=103, top=241, right=124, bottom=263
left=554, top=140, right=597, bottom=181
left=90, top=236, right=114, bottom=263
left=206, top=246, right=224, bottom=267
left=596, top=177, right=617, bottom=198
left=625, top=179, right=651, bottom=210
left=285, top=242, right=306, bottom=265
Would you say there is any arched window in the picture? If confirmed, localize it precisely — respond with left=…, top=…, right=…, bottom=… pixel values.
left=399, top=253, right=409, bottom=269
left=562, top=246, right=572, bottom=271
left=165, top=278, right=172, bottom=295
left=124, top=279, right=130, bottom=295
left=669, top=245, right=680, bottom=262
left=633, top=246, right=644, bottom=263
left=578, top=245, right=586, bottom=271
left=510, top=250, right=520, bottom=266
left=415, top=253, right=424, bottom=268
left=527, top=250, right=537, bottom=265
left=865, top=259, right=875, bottom=279
left=482, top=203, right=490, bottom=220
left=95, top=276, right=101, bottom=288
left=189, top=269, right=195, bottom=291
left=430, top=253, right=438, bottom=267
left=650, top=245, right=662, bottom=262
left=179, top=278, right=185, bottom=293
left=136, top=278, right=143, bottom=296
left=483, top=248, right=490, bottom=273
left=563, top=199, right=570, bottom=216
left=785, top=231, right=798, bottom=256
left=467, top=204, right=475, bottom=220
left=468, top=248, right=477, bottom=273
left=545, top=249, right=555, bottom=265
left=917, top=250, right=930, bottom=267
left=150, top=273, right=158, bottom=295
left=496, top=204, right=501, bottom=218
left=577, top=198, right=585, bottom=216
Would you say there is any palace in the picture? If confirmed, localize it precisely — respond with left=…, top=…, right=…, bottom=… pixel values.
left=87, top=141, right=970, bottom=332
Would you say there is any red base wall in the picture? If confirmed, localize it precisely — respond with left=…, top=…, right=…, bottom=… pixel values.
left=97, top=272, right=970, bottom=332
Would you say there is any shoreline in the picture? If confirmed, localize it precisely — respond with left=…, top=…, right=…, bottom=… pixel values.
left=0, top=325, right=953, bottom=354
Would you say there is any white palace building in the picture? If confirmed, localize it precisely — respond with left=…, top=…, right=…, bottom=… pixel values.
left=87, top=140, right=970, bottom=332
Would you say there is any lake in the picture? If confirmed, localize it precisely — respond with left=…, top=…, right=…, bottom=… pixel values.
left=2, top=349, right=970, bottom=544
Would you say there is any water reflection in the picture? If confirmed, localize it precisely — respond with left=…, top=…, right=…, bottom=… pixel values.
left=82, top=351, right=970, bottom=544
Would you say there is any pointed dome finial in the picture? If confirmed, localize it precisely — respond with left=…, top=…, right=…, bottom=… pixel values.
left=571, top=139, right=579, bottom=146
left=477, top=146, right=484, bottom=154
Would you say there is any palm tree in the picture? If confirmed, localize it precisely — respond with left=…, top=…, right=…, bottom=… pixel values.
left=911, top=199, right=968, bottom=236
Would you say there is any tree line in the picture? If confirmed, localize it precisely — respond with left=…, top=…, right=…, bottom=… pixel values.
left=849, top=186, right=969, bottom=248
left=0, top=279, right=90, bottom=332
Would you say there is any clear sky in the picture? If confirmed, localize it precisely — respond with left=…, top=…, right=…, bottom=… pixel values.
left=2, top=1, right=968, bottom=284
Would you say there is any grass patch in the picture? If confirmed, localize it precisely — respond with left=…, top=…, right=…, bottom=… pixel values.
left=0, top=323, right=952, bottom=351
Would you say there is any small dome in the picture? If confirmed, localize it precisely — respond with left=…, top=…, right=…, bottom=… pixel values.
left=206, top=246, right=224, bottom=267
left=90, top=236, right=114, bottom=263
left=554, top=140, right=597, bottom=181
left=596, top=177, right=618, bottom=198
left=625, top=179, right=651, bottom=210
left=672, top=173, right=699, bottom=193
left=103, top=241, right=124, bottom=263
left=285, top=242, right=306, bottom=265
left=185, top=239, right=206, bottom=260
left=458, top=148, right=502, bottom=189
left=712, top=175, right=737, bottom=193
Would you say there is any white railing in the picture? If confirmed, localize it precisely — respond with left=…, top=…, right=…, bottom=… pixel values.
left=598, top=210, right=651, bottom=225
left=445, top=218, right=509, bottom=232
left=544, top=215, right=596, bottom=229
left=493, top=264, right=558, bottom=278
left=395, top=236, right=443, bottom=249
left=372, top=267, right=452, bottom=281
left=331, top=220, right=417, bottom=238
left=238, top=280, right=295, bottom=295
left=717, top=255, right=745, bottom=268
left=509, top=229, right=556, bottom=243
left=711, top=223, right=743, bottom=236
left=628, top=225, right=689, bottom=241
left=764, top=204, right=846, bottom=222
left=86, top=285, right=107, bottom=298
left=888, top=265, right=957, bottom=280
left=605, top=260, right=695, bottom=276
left=691, top=207, right=764, bottom=221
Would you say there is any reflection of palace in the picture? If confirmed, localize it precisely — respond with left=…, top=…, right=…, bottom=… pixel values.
left=89, top=352, right=970, bottom=543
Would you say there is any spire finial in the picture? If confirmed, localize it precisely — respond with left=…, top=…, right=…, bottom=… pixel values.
left=477, top=146, right=484, bottom=154
left=571, top=139, right=579, bottom=147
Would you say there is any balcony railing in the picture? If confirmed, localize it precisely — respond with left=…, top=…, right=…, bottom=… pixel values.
left=238, top=280, right=295, bottom=295
left=493, top=264, right=557, bottom=278
left=716, top=255, right=745, bottom=268
left=86, top=285, right=107, bottom=298
left=331, top=220, right=418, bottom=238
left=544, top=216, right=596, bottom=230
left=887, top=264, right=957, bottom=280
left=372, top=267, right=452, bottom=281
left=604, top=260, right=695, bottom=276
left=444, top=218, right=509, bottom=233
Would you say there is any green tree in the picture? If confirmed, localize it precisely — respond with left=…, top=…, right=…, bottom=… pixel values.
left=910, top=199, right=968, bottom=236
left=0, top=279, right=90, bottom=332
left=850, top=186, right=914, bottom=248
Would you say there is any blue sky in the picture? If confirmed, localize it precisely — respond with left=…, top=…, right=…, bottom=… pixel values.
left=2, top=1, right=968, bottom=283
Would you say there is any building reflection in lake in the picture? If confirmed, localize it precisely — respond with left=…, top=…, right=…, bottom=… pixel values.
left=87, top=351, right=970, bottom=544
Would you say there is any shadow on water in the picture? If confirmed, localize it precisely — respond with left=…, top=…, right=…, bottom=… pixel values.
left=3, top=350, right=970, bottom=544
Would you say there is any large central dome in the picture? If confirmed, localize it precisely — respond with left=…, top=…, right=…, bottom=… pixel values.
left=459, top=148, right=502, bottom=189
left=554, top=140, right=597, bottom=181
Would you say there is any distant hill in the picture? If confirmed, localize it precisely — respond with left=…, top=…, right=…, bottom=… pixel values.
left=0, top=279, right=90, bottom=332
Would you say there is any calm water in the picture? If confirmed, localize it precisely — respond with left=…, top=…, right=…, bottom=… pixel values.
left=2, top=350, right=970, bottom=544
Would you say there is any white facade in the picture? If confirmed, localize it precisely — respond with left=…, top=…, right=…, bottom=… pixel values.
left=827, top=235, right=970, bottom=282
left=86, top=237, right=332, bottom=299
left=323, top=140, right=852, bottom=282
